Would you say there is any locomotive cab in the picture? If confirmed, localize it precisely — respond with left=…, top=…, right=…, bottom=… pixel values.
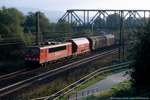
left=25, top=47, right=40, bottom=66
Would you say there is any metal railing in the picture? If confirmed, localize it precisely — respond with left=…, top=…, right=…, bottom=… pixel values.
left=31, top=61, right=134, bottom=100
left=67, top=87, right=99, bottom=100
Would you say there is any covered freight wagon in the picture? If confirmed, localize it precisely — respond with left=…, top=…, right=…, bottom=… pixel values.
left=67, top=38, right=90, bottom=55
left=104, top=34, right=115, bottom=46
left=87, top=36, right=107, bottom=51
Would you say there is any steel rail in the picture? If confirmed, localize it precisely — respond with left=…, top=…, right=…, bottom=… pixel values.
left=0, top=68, right=29, bottom=81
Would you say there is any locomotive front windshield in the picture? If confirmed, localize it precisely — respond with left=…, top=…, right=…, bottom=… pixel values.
left=26, top=49, right=39, bottom=54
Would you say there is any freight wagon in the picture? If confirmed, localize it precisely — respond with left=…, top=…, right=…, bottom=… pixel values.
left=87, top=35, right=107, bottom=51
left=67, top=38, right=90, bottom=55
left=87, top=34, right=115, bottom=51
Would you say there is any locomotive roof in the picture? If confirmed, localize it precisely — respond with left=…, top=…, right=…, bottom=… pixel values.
left=69, top=37, right=89, bottom=45
left=26, top=42, right=71, bottom=49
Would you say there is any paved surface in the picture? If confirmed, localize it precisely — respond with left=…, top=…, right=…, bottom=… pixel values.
left=69, top=70, right=130, bottom=100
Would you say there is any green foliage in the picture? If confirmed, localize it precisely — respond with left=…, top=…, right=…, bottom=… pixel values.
left=106, top=13, right=120, bottom=30
left=112, top=82, right=135, bottom=97
left=56, top=20, right=73, bottom=32
left=83, top=95, right=98, bottom=100
left=0, top=59, right=25, bottom=75
left=24, top=32, right=35, bottom=45
left=23, top=12, right=36, bottom=33
left=24, top=12, right=54, bottom=33
left=24, top=11, right=54, bottom=43
left=125, top=17, right=135, bottom=28
left=94, top=16, right=104, bottom=28
left=0, top=7, right=26, bottom=60
left=0, top=35, right=2, bottom=42
left=131, top=21, right=150, bottom=88
left=0, top=7, right=25, bottom=42
left=83, top=81, right=132, bottom=100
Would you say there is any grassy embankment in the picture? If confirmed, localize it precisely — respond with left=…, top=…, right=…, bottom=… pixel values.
left=61, top=67, right=129, bottom=100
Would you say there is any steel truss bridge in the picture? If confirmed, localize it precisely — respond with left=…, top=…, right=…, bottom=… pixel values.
left=59, top=9, right=150, bottom=29
left=59, top=9, right=150, bottom=61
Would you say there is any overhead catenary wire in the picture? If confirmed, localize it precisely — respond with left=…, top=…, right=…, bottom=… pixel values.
left=0, top=30, right=92, bottom=46
left=0, top=31, right=87, bottom=39
left=0, top=32, right=85, bottom=40
left=0, top=42, right=26, bottom=46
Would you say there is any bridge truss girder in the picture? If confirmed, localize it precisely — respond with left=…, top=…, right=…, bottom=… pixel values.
left=59, top=9, right=150, bottom=29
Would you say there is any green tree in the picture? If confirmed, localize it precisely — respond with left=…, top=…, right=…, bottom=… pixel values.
left=54, top=20, right=73, bottom=40
left=0, top=7, right=26, bottom=60
left=0, top=35, right=2, bottom=42
left=0, top=7, right=25, bottom=42
left=55, top=20, right=73, bottom=32
left=106, top=13, right=120, bottom=30
left=94, top=16, right=104, bottom=28
left=125, top=17, right=134, bottom=28
left=24, top=12, right=54, bottom=33
left=24, top=12, right=56, bottom=43
left=131, top=21, right=150, bottom=89
left=24, top=31, right=34, bottom=45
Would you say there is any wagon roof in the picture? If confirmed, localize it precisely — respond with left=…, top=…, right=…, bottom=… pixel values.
left=70, top=38, right=89, bottom=45
left=104, top=34, right=115, bottom=38
left=88, top=35, right=105, bottom=39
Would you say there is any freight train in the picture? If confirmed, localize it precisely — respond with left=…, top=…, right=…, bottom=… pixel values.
left=25, top=34, right=115, bottom=66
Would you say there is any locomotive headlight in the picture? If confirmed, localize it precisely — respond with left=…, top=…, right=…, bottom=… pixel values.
left=28, top=58, right=31, bottom=60
left=33, top=58, right=39, bottom=61
left=25, top=58, right=38, bottom=61
left=25, top=58, right=31, bottom=60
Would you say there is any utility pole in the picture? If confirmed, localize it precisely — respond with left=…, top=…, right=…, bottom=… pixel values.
left=36, top=11, right=40, bottom=45
left=122, top=11, right=125, bottom=62
left=119, top=11, right=125, bottom=62
left=92, top=23, right=94, bottom=36
left=119, top=12, right=122, bottom=61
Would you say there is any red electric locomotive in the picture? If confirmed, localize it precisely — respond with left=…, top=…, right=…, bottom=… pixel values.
left=25, top=42, right=72, bottom=66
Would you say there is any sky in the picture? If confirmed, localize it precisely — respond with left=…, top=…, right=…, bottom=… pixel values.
left=1, top=0, right=150, bottom=12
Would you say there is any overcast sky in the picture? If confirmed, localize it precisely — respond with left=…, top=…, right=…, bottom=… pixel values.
left=1, top=0, right=150, bottom=12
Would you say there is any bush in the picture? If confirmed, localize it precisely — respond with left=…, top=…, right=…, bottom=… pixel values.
left=130, top=21, right=150, bottom=88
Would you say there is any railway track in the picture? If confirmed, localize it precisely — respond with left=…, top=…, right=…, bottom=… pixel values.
left=0, top=68, right=29, bottom=81
left=0, top=48, right=118, bottom=99
left=0, top=52, right=91, bottom=88
left=0, top=46, right=119, bottom=87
